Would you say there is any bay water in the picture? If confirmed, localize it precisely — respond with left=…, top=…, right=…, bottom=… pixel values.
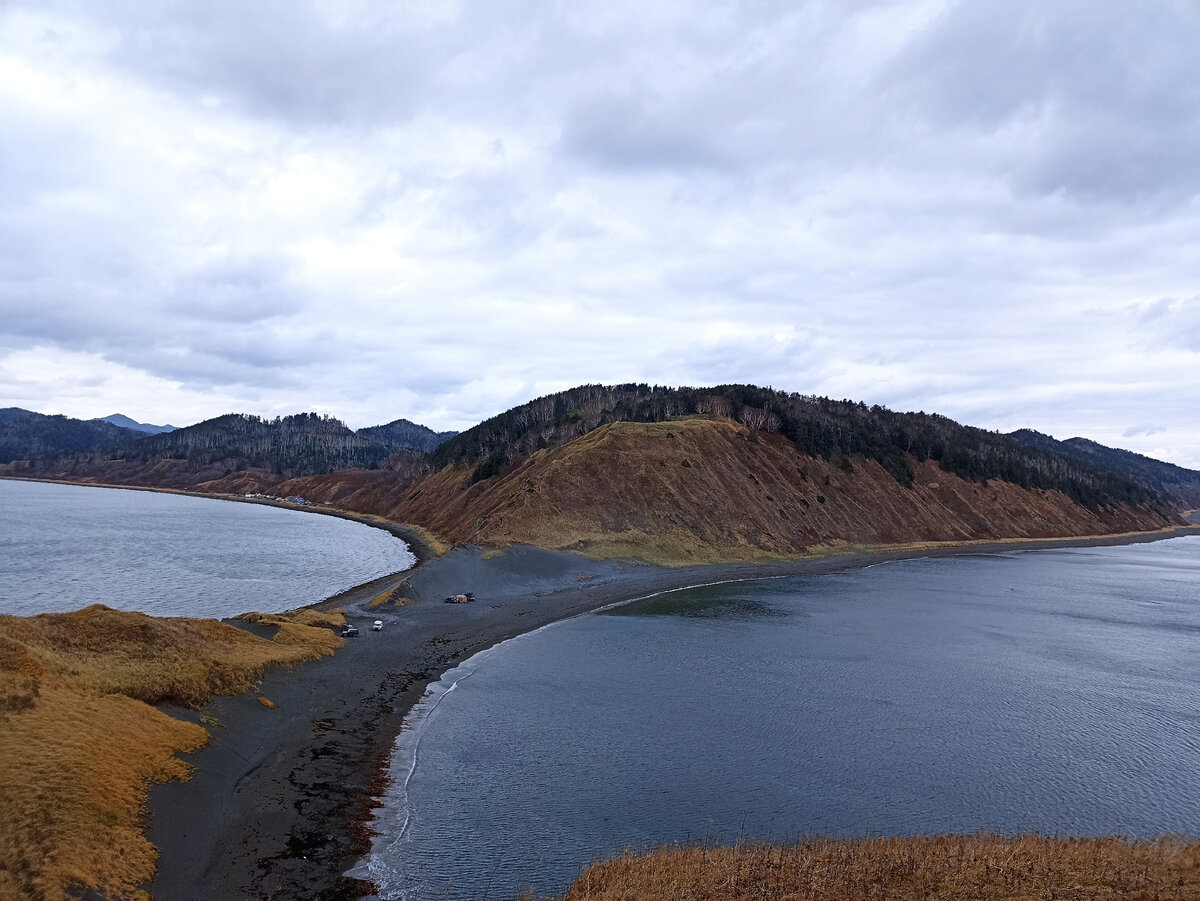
left=0, top=479, right=415, bottom=618
left=366, top=536, right=1200, bottom=900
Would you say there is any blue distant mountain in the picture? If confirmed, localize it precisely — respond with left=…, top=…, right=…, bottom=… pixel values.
left=95, top=414, right=177, bottom=434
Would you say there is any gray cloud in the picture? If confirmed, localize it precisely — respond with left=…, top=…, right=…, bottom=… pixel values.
left=165, top=257, right=302, bottom=325
left=885, top=0, right=1200, bottom=206
left=1, top=0, right=1198, bottom=468
left=561, top=92, right=735, bottom=173
left=62, top=0, right=432, bottom=127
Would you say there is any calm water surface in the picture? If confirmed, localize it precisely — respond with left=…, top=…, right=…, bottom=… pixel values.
left=0, top=479, right=414, bottom=618
left=364, top=536, right=1200, bottom=900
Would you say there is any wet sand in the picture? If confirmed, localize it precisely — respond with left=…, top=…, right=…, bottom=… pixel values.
left=144, top=525, right=1200, bottom=900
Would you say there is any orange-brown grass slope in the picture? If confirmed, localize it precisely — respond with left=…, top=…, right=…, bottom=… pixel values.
left=0, top=604, right=343, bottom=901
left=563, top=835, right=1200, bottom=901
left=377, top=418, right=1176, bottom=565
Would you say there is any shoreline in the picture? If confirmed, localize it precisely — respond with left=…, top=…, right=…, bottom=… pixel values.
left=0, top=472, right=435, bottom=560
left=143, top=523, right=1199, bottom=900
left=6, top=475, right=1199, bottom=898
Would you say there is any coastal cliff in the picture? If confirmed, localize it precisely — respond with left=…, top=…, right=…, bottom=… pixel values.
left=294, top=416, right=1177, bottom=564
left=3, top=384, right=1193, bottom=565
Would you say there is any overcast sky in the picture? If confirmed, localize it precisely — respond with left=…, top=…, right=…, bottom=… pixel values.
left=2, top=1, right=1198, bottom=467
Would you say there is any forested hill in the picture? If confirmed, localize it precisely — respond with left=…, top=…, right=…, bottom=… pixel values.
left=2, top=384, right=1191, bottom=565
left=1, top=409, right=452, bottom=478
left=1010, top=430, right=1200, bottom=507
left=357, top=418, right=457, bottom=453
left=431, top=384, right=1164, bottom=512
left=110, top=412, right=396, bottom=476
left=0, top=408, right=142, bottom=464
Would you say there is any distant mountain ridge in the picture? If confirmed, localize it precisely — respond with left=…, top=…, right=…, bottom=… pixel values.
left=0, top=407, right=143, bottom=464
left=1009, top=429, right=1200, bottom=507
left=111, top=412, right=396, bottom=477
left=357, top=418, right=457, bottom=453
left=0, top=407, right=450, bottom=474
left=94, top=414, right=177, bottom=435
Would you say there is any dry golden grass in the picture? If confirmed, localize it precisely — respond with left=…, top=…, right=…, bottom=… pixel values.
left=0, top=604, right=344, bottom=901
left=572, top=498, right=1193, bottom=569
left=575, top=528, right=795, bottom=567
left=563, top=835, right=1200, bottom=901
left=237, top=607, right=345, bottom=657
left=368, top=588, right=394, bottom=607
left=406, top=523, right=448, bottom=556
left=367, top=586, right=414, bottom=608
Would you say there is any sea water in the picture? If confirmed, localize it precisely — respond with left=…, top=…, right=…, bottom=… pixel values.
left=366, top=536, right=1200, bottom=900
left=0, top=479, right=415, bottom=618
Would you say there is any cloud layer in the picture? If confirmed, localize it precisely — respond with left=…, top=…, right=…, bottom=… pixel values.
left=2, top=0, right=1198, bottom=467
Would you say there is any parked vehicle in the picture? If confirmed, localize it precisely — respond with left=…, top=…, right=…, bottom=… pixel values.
left=341, top=624, right=359, bottom=637
left=372, top=620, right=383, bottom=631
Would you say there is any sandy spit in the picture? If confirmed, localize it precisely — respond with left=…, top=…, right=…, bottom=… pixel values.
left=142, top=521, right=1200, bottom=901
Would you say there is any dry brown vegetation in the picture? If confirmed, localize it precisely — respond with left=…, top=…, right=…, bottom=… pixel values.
left=10, top=414, right=1184, bottom=569
left=401, top=522, right=449, bottom=556
left=71, top=415, right=1171, bottom=568
left=0, top=604, right=344, bottom=901
left=368, top=587, right=395, bottom=607
left=380, top=418, right=1177, bottom=566
left=563, top=835, right=1200, bottom=901
left=367, top=586, right=413, bottom=608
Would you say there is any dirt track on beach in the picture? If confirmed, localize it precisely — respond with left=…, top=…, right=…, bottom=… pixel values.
left=145, top=525, right=1200, bottom=900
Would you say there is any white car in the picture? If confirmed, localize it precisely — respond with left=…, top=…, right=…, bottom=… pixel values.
left=372, top=620, right=383, bottom=631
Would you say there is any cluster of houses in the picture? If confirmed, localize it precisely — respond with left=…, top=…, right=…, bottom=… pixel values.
left=244, top=492, right=312, bottom=506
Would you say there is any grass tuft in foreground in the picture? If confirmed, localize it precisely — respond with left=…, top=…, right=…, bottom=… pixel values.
left=0, top=604, right=344, bottom=901
left=562, top=834, right=1200, bottom=901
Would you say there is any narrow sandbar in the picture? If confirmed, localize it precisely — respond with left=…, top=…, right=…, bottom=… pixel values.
left=145, top=525, right=1200, bottom=900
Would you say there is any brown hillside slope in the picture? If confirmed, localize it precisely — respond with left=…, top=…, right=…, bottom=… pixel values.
left=7, top=417, right=1181, bottom=565
left=1, top=451, right=431, bottom=500
left=281, top=417, right=1176, bottom=565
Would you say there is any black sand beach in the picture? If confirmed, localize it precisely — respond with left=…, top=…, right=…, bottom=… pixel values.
left=144, top=524, right=1200, bottom=900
